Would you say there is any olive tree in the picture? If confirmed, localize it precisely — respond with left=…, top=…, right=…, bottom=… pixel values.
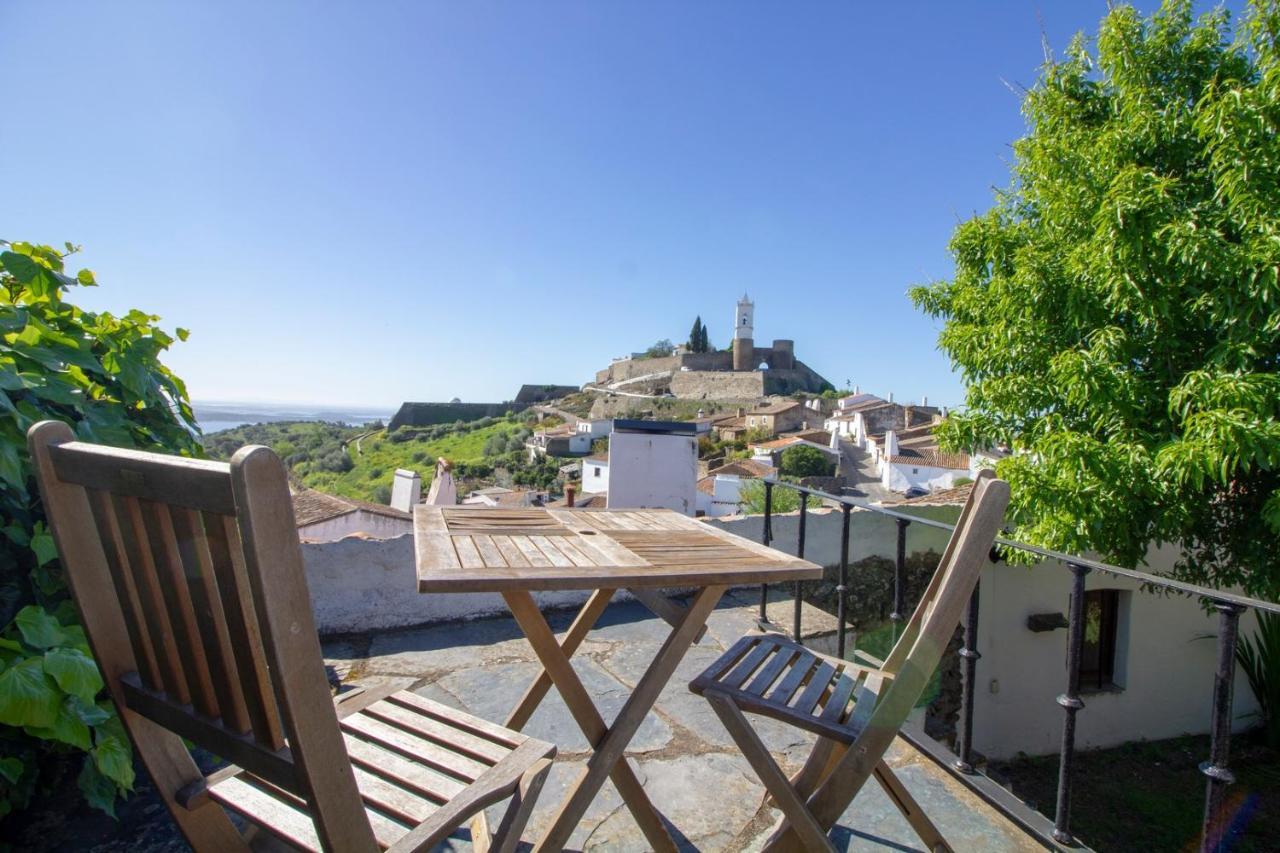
left=912, top=0, right=1280, bottom=597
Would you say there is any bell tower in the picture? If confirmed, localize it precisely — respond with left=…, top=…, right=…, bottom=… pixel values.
left=732, top=294, right=755, bottom=371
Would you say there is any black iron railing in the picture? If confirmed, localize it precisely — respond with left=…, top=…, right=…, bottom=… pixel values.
left=758, top=477, right=1280, bottom=852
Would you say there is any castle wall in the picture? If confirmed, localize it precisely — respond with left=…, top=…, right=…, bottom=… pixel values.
left=669, top=370, right=767, bottom=400
left=389, top=401, right=524, bottom=430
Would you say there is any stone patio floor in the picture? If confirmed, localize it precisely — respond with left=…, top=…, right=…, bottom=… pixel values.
left=322, top=589, right=1044, bottom=852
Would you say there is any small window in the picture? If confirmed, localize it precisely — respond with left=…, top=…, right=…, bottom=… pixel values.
left=912, top=468, right=919, bottom=474
left=1078, top=589, right=1120, bottom=691
left=593, top=466, right=601, bottom=476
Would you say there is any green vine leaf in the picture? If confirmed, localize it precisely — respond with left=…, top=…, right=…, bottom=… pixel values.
left=0, top=658, right=60, bottom=728
left=14, top=605, right=65, bottom=649
left=43, top=648, right=103, bottom=702
left=77, top=759, right=118, bottom=819
left=91, top=735, right=134, bottom=791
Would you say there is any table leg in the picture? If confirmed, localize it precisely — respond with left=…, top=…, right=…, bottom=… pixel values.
left=505, top=587, right=616, bottom=731
left=503, top=590, right=675, bottom=853
left=537, top=585, right=728, bottom=853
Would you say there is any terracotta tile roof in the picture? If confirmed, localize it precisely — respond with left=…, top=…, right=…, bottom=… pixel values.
left=696, top=476, right=717, bottom=496
left=715, top=417, right=747, bottom=430
left=709, top=459, right=775, bottom=478
left=291, top=489, right=411, bottom=527
left=749, top=401, right=802, bottom=416
left=751, top=432, right=834, bottom=452
left=548, top=493, right=608, bottom=508
left=884, top=483, right=974, bottom=506
left=750, top=436, right=803, bottom=450
left=894, top=423, right=938, bottom=441
left=585, top=454, right=609, bottom=464
left=887, top=448, right=970, bottom=469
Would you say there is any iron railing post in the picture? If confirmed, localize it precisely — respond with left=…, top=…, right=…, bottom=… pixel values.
left=892, top=518, right=909, bottom=640
left=760, top=481, right=773, bottom=620
left=1200, top=601, right=1245, bottom=853
left=954, top=582, right=981, bottom=773
left=837, top=504, right=851, bottom=658
left=794, top=491, right=808, bottom=642
left=1053, top=562, right=1090, bottom=845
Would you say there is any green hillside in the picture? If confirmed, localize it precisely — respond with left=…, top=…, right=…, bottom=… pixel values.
left=203, top=413, right=563, bottom=503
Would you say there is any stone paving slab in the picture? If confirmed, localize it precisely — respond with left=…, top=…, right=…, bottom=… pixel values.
left=322, top=590, right=1041, bottom=852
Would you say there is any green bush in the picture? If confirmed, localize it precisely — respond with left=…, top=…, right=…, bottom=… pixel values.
left=1237, top=612, right=1280, bottom=749
left=779, top=445, right=835, bottom=478
left=1, top=240, right=200, bottom=818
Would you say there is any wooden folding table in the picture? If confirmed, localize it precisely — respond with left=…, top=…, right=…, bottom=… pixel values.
left=414, top=505, right=822, bottom=852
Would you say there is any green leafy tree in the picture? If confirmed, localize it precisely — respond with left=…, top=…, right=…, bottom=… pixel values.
left=688, top=316, right=704, bottom=353
left=779, top=445, right=835, bottom=478
left=640, top=338, right=675, bottom=359
left=911, top=0, right=1280, bottom=597
left=738, top=478, right=819, bottom=514
left=1, top=240, right=200, bottom=818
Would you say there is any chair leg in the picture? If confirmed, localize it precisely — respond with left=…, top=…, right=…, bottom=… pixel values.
left=705, top=691, right=835, bottom=853
left=488, top=758, right=553, bottom=853
left=790, top=736, right=846, bottom=801
left=872, top=761, right=952, bottom=853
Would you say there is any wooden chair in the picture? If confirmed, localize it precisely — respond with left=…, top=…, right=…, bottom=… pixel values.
left=28, top=421, right=555, bottom=853
left=689, top=470, right=1009, bottom=853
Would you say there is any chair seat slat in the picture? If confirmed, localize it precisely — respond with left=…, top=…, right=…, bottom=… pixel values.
left=767, top=648, right=819, bottom=706
left=342, top=713, right=490, bottom=782
left=719, top=638, right=777, bottom=690
left=793, top=661, right=837, bottom=717
left=362, top=700, right=508, bottom=765
left=744, top=644, right=799, bottom=697
left=342, top=734, right=464, bottom=803
left=819, top=670, right=860, bottom=723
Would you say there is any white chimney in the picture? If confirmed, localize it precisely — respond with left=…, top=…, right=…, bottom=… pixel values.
left=921, top=395, right=928, bottom=407
left=888, top=391, right=895, bottom=403
left=390, top=469, right=421, bottom=511
left=885, top=429, right=899, bottom=458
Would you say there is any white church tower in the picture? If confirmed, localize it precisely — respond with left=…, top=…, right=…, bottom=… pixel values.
left=733, top=294, right=755, bottom=371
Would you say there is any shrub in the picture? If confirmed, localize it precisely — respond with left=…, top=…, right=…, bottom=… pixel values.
left=779, top=445, right=834, bottom=478
left=0, top=240, right=199, bottom=818
left=1237, top=612, right=1280, bottom=749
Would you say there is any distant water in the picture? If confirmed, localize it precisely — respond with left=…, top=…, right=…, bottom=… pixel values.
left=194, top=401, right=396, bottom=435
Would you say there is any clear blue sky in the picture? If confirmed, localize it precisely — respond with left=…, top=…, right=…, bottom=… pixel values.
left=1, top=1, right=1240, bottom=408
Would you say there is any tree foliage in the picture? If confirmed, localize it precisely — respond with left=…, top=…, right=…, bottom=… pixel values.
left=639, top=338, right=675, bottom=359
left=911, top=1, right=1280, bottom=597
left=1, top=240, right=200, bottom=818
left=688, top=316, right=704, bottom=353
left=779, top=445, right=835, bottom=479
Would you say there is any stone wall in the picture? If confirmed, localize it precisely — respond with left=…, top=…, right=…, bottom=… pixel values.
left=514, top=384, right=579, bottom=404
left=669, top=370, right=767, bottom=400
left=388, top=401, right=525, bottom=430
left=300, top=534, right=620, bottom=634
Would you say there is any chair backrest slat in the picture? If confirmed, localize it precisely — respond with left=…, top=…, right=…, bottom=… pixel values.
left=86, top=489, right=164, bottom=689
left=881, top=468, right=995, bottom=675
left=29, top=421, right=378, bottom=852
left=202, top=510, right=286, bottom=749
left=109, top=492, right=194, bottom=703
left=138, top=497, right=222, bottom=718
left=169, top=505, right=252, bottom=733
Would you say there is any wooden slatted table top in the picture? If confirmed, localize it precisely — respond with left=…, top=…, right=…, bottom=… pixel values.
left=415, top=506, right=822, bottom=592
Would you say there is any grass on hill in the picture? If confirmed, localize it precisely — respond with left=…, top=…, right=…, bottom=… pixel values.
left=202, top=415, right=543, bottom=503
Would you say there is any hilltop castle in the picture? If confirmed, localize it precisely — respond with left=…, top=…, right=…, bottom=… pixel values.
left=591, top=295, right=832, bottom=401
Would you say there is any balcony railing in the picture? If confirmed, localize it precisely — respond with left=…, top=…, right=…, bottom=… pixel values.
left=758, top=478, right=1280, bottom=851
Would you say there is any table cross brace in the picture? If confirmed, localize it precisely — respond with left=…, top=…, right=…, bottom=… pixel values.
left=502, top=585, right=727, bottom=852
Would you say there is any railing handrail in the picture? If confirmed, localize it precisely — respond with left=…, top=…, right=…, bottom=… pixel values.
left=762, top=477, right=1280, bottom=616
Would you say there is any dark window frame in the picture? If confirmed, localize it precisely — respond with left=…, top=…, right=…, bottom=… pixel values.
left=1077, top=588, right=1121, bottom=692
